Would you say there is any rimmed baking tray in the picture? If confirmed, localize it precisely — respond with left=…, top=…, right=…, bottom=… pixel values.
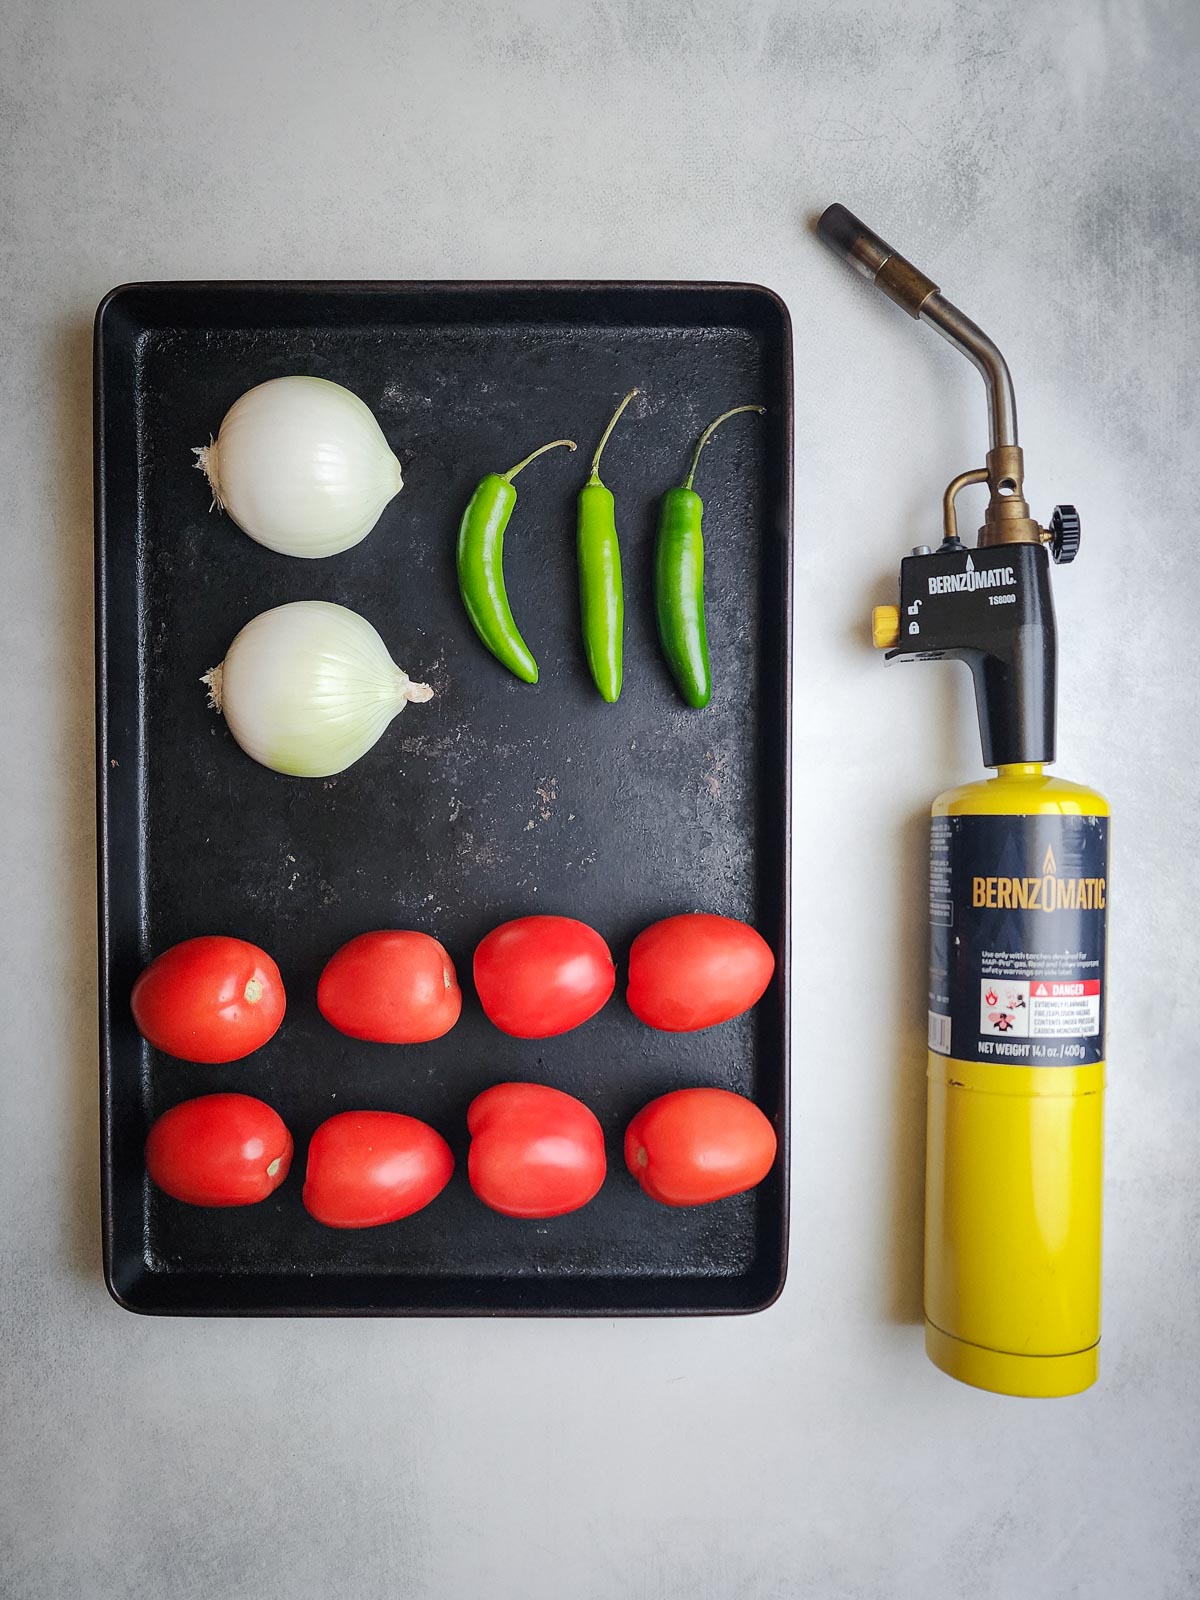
left=95, top=281, right=792, bottom=1314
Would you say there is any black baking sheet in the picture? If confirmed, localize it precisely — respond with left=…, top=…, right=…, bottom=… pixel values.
left=95, top=281, right=792, bottom=1314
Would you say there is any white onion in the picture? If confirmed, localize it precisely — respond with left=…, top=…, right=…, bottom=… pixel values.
left=194, top=377, right=404, bottom=558
left=204, top=601, right=433, bottom=777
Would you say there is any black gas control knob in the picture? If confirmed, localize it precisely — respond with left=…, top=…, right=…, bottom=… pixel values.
left=1049, top=505, right=1081, bottom=564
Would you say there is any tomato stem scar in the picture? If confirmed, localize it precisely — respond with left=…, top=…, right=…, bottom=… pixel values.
left=243, top=978, right=263, bottom=1004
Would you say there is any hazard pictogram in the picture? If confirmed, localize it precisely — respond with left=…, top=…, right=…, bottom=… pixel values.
left=980, top=979, right=1029, bottom=1037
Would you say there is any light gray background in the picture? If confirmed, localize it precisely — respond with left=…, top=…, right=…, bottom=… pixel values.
left=3, top=1, right=1198, bottom=1596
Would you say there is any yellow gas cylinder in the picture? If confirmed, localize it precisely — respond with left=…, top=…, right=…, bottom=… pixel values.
left=923, top=766, right=1108, bottom=1396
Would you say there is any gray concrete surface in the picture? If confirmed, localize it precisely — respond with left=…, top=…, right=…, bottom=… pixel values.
left=3, top=1, right=1199, bottom=1595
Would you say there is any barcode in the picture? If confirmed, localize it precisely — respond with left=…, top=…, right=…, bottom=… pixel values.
left=928, top=1011, right=952, bottom=1055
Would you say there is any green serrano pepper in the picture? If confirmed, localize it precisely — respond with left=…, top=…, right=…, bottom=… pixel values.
left=457, top=437, right=576, bottom=683
left=655, top=404, right=765, bottom=709
left=577, top=388, right=638, bottom=703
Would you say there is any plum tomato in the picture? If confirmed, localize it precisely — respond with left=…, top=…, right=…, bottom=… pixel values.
left=626, top=914, right=774, bottom=1032
left=467, top=1083, right=607, bottom=1218
left=302, top=1111, right=454, bottom=1228
left=317, top=931, right=462, bottom=1044
left=473, top=915, right=615, bottom=1039
left=145, top=1093, right=293, bottom=1207
left=130, top=935, right=286, bottom=1063
left=624, top=1088, right=777, bottom=1206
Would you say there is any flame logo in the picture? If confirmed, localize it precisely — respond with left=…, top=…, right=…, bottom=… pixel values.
left=985, top=988, right=998, bottom=1006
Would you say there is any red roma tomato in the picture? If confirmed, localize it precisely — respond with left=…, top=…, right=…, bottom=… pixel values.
left=626, top=914, right=775, bottom=1032
left=467, top=1083, right=607, bottom=1218
left=145, top=1093, right=293, bottom=1207
left=317, top=931, right=462, bottom=1044
left=131, top=936, right=286, bottom=1063
left=302, top=1111, right=454, bottom=1228
left=625, top=1088, right=777, bottom=1206
left=473, top=916, right=615, bottom=1039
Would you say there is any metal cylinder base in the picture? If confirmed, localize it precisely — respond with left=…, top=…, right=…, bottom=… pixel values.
left=925, top=1321, right=1099, bottom=1398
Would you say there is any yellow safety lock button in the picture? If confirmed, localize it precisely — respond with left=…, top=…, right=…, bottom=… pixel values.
left=872, top=605, right=900, bottom=649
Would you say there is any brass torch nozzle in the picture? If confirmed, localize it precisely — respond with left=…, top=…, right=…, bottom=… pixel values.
left=816, top=203, right=1019, bottom=453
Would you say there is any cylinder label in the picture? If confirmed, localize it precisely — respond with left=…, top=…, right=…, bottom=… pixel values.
left=929, top=813, right=1108, bottom=1065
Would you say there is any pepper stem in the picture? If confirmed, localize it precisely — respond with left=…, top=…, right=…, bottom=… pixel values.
left=682, top=404, right=766, bottom=491
left=503, top=438, right=577, bottom=482
left=588, top=388, right=639, bottom=483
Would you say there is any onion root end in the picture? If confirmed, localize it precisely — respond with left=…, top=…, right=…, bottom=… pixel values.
left=201, top=664, right=224, bottom=712
left=399, top=674, right=434, bottom=705
left=192, top=440, right=224, bottom=511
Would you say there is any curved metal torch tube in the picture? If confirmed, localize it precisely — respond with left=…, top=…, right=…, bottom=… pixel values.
left=816, top=203, right=1019, bottom=450
left=919, top=296, right=1018, bottom=450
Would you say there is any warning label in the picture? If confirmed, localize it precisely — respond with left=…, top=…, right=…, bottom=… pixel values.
left=929, top=812, right=1108, bottom=1066
left=1028, top=978, right=1101, bottom=1038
